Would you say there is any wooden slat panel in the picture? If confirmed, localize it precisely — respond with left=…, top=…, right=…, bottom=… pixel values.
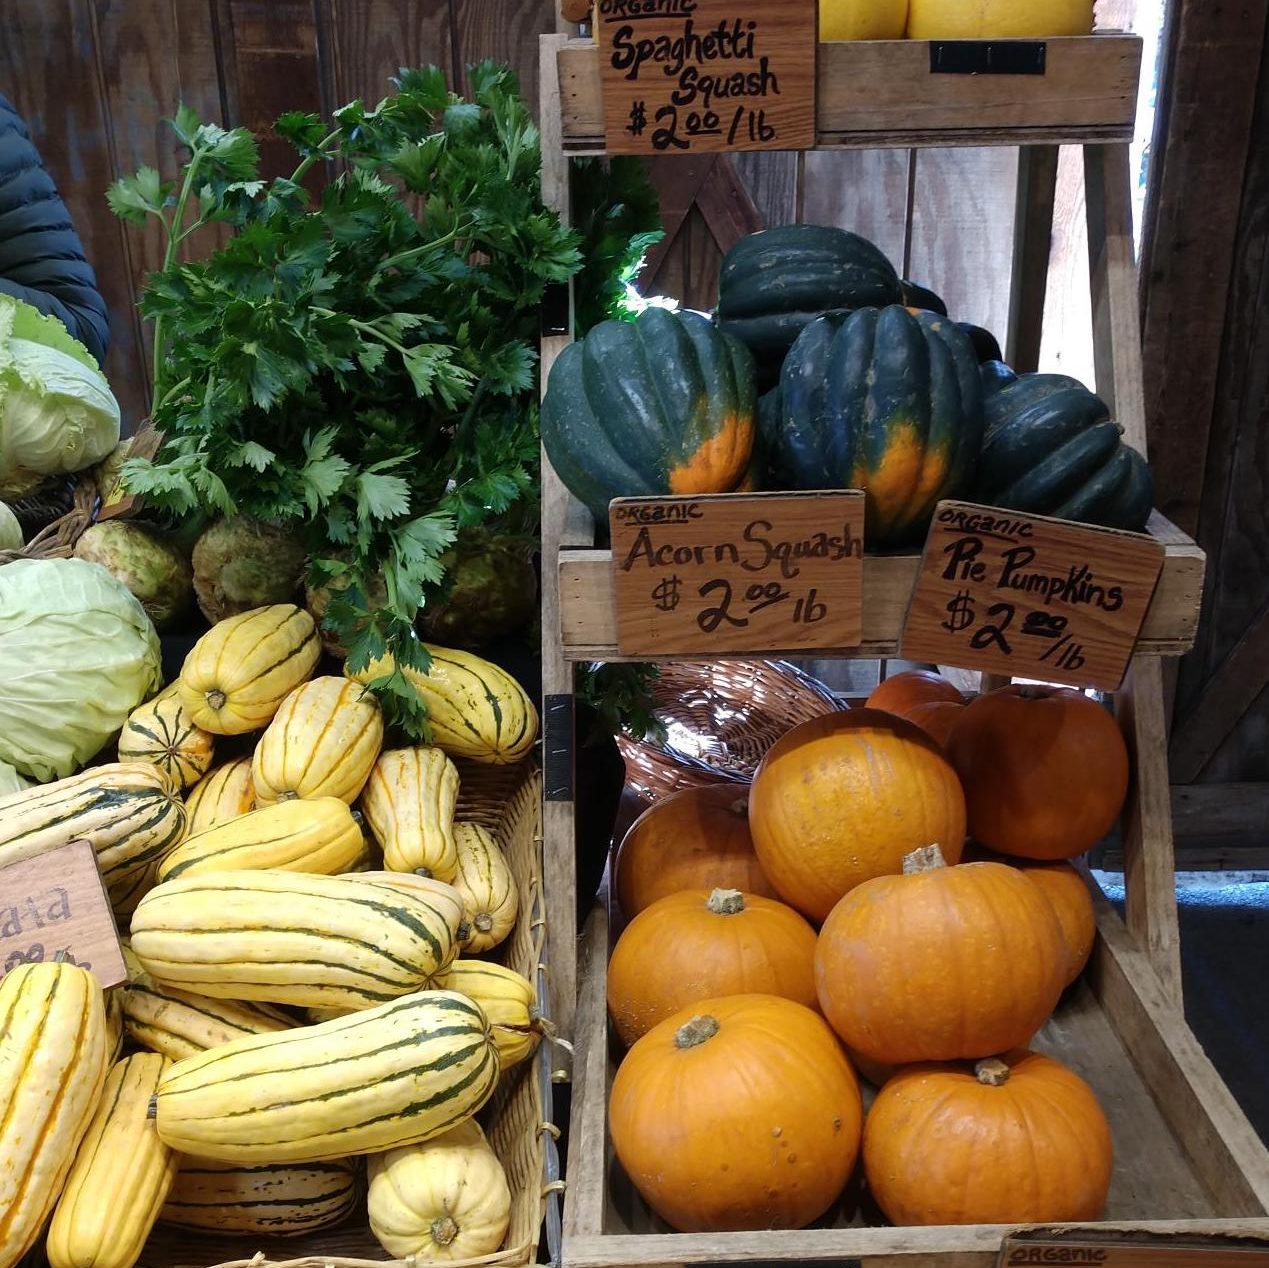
left=733, top=151, right=800, bottom=227
left=1038, top=143, right=1096, bottom=383
left=88, top=0, right=228, bottom=409
left=556, top=514, right=1206, bottom=662
left=683, top=205, right=722, bottom=314
left=558, top=37, right=1142, bottom=148
left=907, top=147, right=1019, bottom=337
left=801, top=151, right=911, bottom=267
left=325, top=0, right=453, bottom=104
left=220, top=1, right=323, bottom=179
left=451, top=0, right=556, bottom=115
left=1006, top=144, right=1060, bottom=371
left=1139, top=0, right=1269, bottom=537
left=0, top=0, right=149, bottom=425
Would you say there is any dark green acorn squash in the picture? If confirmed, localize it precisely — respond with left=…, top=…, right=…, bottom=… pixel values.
left=976, top=371, right=1154, bottom=531
left=716, top=225, right=903, bottom=388
left=768, top=305, right=985, bottom=548
left=540, top=308, right=757, bottom=524
left=957, top=322, right=1003, bottom=364
left=900, top=280, right=948, bottom=315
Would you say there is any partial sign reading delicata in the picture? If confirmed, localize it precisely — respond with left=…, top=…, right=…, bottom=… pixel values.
left=610, top=491, right=865, bottom=655
left=901, top=501, right=1166, bottom=691
left=596, top=0, right=817, bottom=155
left=0, top=841, right=126, bottom=988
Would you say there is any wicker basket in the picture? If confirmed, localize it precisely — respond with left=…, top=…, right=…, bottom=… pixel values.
left=617, top=660, right=843, bottom=801
left=0, top=475, right=97, bottom=566
left=134, top=759, right=562, bottom=1268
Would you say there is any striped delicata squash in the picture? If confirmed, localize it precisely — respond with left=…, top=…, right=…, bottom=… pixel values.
left=0, top=763, right=185, bottom=914
left=46, top=1053, right=178, bottom=1268
left=367, top=1118, right=511, bottom=1261
left=349, top=645, right=538, bottom=764
left=360, top=746, right=459, bottom=879
left=119, top=945, right=294, bottom=1061
left=182, top=757, right=255, bottom=836
left=130, top=870, right=465, bottom=1009
left=253, top=676, right=383, bottom=805
left=439, top=960, right=541, bottom=1067
left=0, top=963, right=109, bottom=1267
left=157, top=796, right=365, bottom=882
left=117, top=693, right=214, bottom=790
left=160, top=1158, right=359, bottom=1236
left=452, top=823, right=519, bottom=953
left=153, top=990, right=500, bottom=1163
left=180, top=604, right=320, bottom=735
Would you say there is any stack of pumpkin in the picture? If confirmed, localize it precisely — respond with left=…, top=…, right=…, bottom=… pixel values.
left=0, top=602, right=541, bottom=1268
left=606, top=671, right=1128, bottom=1232
left=542, top=223, right=1153, bottom=548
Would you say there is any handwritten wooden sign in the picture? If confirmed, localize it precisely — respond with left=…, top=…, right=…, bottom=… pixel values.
left=610, top=491, right=865, bottom=655
left=0, top=841, right=127, bottom=988
left=1000, top=1235, right=1269, bottom=1268
left=902, top=501, right=1165, bottom=692
left=595, top=0, right=817, bottom=155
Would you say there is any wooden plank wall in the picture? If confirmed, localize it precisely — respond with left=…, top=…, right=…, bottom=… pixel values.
left=0, top=0, right=558, bottom=428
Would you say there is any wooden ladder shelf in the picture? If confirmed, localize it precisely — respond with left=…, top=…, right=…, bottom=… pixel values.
left=536, top=24, right=1269, bottom=1267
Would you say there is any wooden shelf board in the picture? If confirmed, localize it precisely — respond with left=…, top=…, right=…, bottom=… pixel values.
left=557, top=511, right=1205, bottom=663
left=558, top=35, right=1142, bottom=152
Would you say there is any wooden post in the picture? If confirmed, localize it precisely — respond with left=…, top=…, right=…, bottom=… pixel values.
left=1085, top=143, right=1149, bottom=455
left=1005, top=144, right=1059, bottom=373
left=1115, top=656, right=1184, bottom=1010
left=539, top=32, right=580, bottom=1060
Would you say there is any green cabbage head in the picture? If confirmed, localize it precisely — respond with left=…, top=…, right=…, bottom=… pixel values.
left=0, top=762, right=29, bottom=798
left=0, top=296, right=121, bottom=496
left=0, top=557, right=162, bottom=781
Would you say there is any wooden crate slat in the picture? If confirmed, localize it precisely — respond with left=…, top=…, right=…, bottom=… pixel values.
left=557, top=37, right=1142, bottom=150
left=556, top=512, right=1205, bottom=662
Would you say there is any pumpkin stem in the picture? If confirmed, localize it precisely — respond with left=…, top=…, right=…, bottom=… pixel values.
left=1015, top=686, right=1051, bottom=700
left=902, top=844, right=947, bottom=874
left=277, top=790, right=299, bottom=802
left=474, top=912, right=495, bottom=933
left=706, top=888, right=746, bottom=915
left=413, top=866, right=434, bottom=878
left=729, top=797, right=749, bottom=817
left=147, top=1094, right=158, bottom=1120
left=431, top=1215, right=460, bottom=1247
left=675, top=1014, right=720, bottom=1050
left=975, top=1058, right=1011, bottom=1086
left=205, top=688, right=227, bottom=711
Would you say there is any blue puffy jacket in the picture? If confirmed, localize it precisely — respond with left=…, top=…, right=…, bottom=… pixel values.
left=0, top=95, right=110, bottom=366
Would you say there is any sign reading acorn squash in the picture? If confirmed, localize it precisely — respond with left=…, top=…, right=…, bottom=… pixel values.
left=596, top=0, right=817, bottom=154
left=609, top=491, right=865, bottom=655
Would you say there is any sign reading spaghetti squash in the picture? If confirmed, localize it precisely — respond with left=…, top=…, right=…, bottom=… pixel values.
left=902, top=501, right=1165, bottom=692
left=610, top=491, right=865, bottom=655
left=0, top=840, right=126, bottom=988
left=596, top=0, right=817, bottom=154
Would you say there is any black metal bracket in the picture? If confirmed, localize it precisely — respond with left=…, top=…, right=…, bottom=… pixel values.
left=930, top=40, right=1047, bottom=75
left=543, top=693, right=575, bottom=802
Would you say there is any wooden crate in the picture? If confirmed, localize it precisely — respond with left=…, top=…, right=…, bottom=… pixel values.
left=126, top=761, right=562, bottom=1268
left=563, top=878, right=1269, bottom=1268
left=554, top=35, right=1143, bottom=150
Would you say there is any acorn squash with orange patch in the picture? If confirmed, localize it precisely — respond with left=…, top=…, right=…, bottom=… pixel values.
left=541, top=308, right=757, bottom=524
left=768, top=306, right=984, bottom=547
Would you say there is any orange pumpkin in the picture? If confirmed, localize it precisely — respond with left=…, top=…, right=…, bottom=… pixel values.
left=609, top=994, right=862, bottom=1232
left=905, top=699, right=964, bottom=747
left=614, top=785, right=775, bottom=918
left=607, top=888, right=818, bottom=1047
left=947, top=685, right=1129, bottom=860
left=748, top=710, right=966, bottom=921
left=866, top=669, right=965, bottom=718
left=815, top=845, right=1066, bottom=1064
left=965, top=844, right=1096, bottom=986
left=863, top=1049, right=1112, bottom=1224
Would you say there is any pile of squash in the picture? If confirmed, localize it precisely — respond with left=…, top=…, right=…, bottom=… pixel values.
left=607, top=671, right=1126, bottom=1232
left=0, top=602, right=542, bottom=1268
left=820, top=0, right=1096, bottom=40
left=542, top=224, right=1153, bottom=547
